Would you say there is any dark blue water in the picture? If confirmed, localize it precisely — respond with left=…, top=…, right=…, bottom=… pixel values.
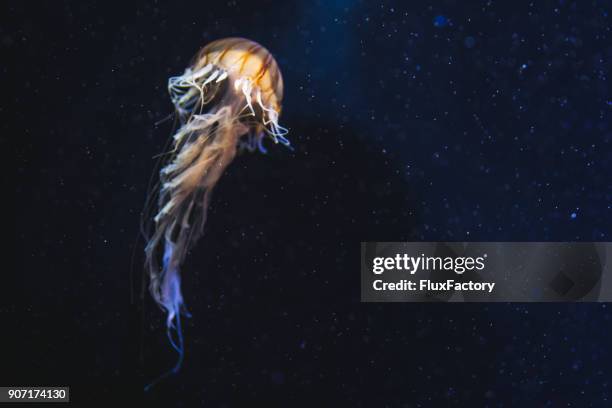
left=12, top=0, right=611, bottom=406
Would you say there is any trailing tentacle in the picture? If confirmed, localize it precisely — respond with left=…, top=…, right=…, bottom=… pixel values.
left=144, top=105, right=246, bottom=385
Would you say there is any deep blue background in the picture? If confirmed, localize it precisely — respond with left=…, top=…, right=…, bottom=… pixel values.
left=11, top=0, right=612, bottom=406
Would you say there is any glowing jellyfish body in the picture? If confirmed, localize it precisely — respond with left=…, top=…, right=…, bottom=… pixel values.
left=143, top=38, right=289, bottom=381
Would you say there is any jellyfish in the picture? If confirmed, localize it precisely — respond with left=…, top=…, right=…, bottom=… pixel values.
left=142, top=37, right=290, bottom=383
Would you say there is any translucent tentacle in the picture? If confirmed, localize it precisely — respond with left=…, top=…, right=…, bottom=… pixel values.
left=255, top=88, right=292, bottom=148
left=144, top=105, right=243, bottom=389
left=143, top=240, right=187, bottom=392
left=168, top=64, right=228, bottom=118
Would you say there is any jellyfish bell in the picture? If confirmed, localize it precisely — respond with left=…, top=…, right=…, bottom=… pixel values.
left=197, top=37, right=284, bottom=111
left=168, top=37, right=289, bottom=151
left=143, top=38, right=289, bottom=387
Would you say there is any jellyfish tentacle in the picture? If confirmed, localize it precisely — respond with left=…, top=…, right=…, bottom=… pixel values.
left=168, top=64, right=229, bottom=118
left=216, top=71, right=228, bottom=83
left=241, top=79, right=255, bottom=116
left=203, top=70, right=220, bottom=85
left=256, top=132, right=268, bottom=154
left=254, top=88, right=291, bottom=148
left=191, top=63, right=213, bottom=80
left=145, top=106, right=242, bottom=358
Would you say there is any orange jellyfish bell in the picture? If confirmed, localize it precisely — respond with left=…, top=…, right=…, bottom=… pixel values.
left=143, top=38, right=290, bottom=387
left=168, top=37, right=289, bottom=149
left=197, top=38, right=284, bottom=112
